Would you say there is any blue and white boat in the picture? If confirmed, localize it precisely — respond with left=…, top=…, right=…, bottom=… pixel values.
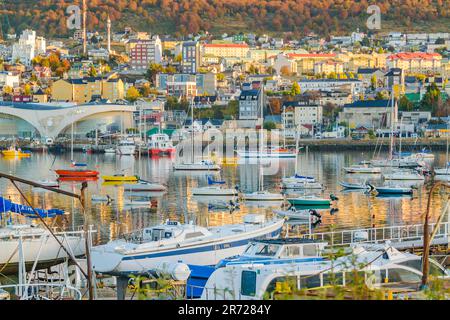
left=91, top=215, right=285, bottom=276
left=186, top=238, right=327, bottom=298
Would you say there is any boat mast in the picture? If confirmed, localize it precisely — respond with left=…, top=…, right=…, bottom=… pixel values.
left=191, top=98, right=194, bottom=164
left=295, top=125, right=299, bottom=174
left=259, top=93, right=264, bottom=191
left=71, top=122, right=74, bottom=162
left=389, top=89, right=395, bottom=161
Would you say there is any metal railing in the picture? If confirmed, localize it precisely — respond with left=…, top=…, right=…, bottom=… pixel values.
left=305, top=222, right=450, bottom=248
left=0, top=283, right=82, bottom=300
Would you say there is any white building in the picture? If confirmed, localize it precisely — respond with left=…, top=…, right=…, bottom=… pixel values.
left=35, top=36, right=46, bottom=55
left=297, top=79, right=364, bottom=97
left=282, top=100, right=323, bottom=134
left=12, top=29, right=37, bottom=65
left=0, top=71, right=20, bottom=88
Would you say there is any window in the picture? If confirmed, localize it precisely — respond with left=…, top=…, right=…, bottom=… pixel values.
left=300, top=275, right=321, bottom=289
left=281, top=246, right=300, bottom=257
left=303, top=244, right=318, bottom=256
left=241, top=271, right=257, bottom=296
left=254, top=244, right=279, bottom=256
left=323, top=272, right=344, bottom=286
left=380, top=268, right=421, bottom=283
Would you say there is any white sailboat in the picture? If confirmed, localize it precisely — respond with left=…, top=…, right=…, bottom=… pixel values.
left=174, top=100, right=221, bottom=171
left=243, top=102, right=283, bottom=202
left=116, top=139, right=136, bottom=156
left=383, top=169, right=424, bottom=181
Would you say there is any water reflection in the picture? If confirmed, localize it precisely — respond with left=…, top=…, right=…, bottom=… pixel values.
left=0, top=150, right=447, bottom=245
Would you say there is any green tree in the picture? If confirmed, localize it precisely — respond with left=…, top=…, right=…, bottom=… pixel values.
left=146, top=63, right=164, bottom=84
left=370, top=75, right=377, bottom=90
left=290, top=82, right=301, bottom=96
left=263, top=121, right=276, bottom=131
left=126, top=86, right=140, bottom=102
left=399, top=95, right=413, bottom=111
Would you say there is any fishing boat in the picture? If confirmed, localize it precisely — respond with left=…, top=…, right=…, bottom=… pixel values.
left=382, top=169, right=424, bottom=181
left=343, top=164, right=381, bottom=174
left=2, top=146, right=31, bottom=158
left=117, top=139, right=136, bottom=156
left=287, top=195, right=335, bottom=206
left=91, top=215, right=285, bottom=276
left=102, top=174, right=139, bottom=182
left=339, top=180, right=370, bottom=190
left=273, top=207, right=322, bottom=221
left=55, top=169, right=99, bottom=178
left=198, top=242, right=449, bottom=300
left=148, top=133, right=176, bottom=156
left=123, top=180, right=167, bottom=192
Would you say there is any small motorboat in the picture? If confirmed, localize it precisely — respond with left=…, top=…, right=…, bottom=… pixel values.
left=102, top=174, right=139, bottom=182
left=242, top=190, right=284, bottom=202
left=2, top=146, right=31, bottom=158
left=382, top=169, right=424, bottom=181
left=281, top=174, right=316, bottom=184
left=173, top=160, right=221, bottom=171
left=91, top=195, right=113, bottom=203
left=104, top=148, right=116, bottom=154
left=339, top=181, right=370, bottom=190
left=274, top=207, right=322, bottom=221
left=287, top=195, right=333, bottom=206
left=343, top=165, right=381, bottom=174
left=282, top=180, right=323, bottom=190
left=123, top=181, right=167, bottom=192
left=123, top=198, right=151, bottom=207
left=192, top=186, right=238, bottom=196
left=55, top=169, right=99, bottom=178
left=36, top=180, right=60, bottom=188
left=370, top=184, right=413, bottom=195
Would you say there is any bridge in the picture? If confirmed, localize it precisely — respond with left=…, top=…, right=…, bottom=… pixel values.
left=0, top=102, right=137, bottom=139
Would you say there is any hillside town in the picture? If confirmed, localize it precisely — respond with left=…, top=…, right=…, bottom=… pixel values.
left=0, top=18, right=449, bottom=142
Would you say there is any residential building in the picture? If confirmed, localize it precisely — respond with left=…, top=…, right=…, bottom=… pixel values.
left=297, top=79, right=364, bottom=97
left=0, top=71, right=20, bottom=88
left=127, top=36, right=162, bottom=70
left=201, top=43, right=249, bottom=59
left=35, top=36, right=46, bottom=55
left=357, top=68, right=386, bottom=88
left=287, top=53, right=337, bottom=74
left=281, top=100, right=323, bottom=133
left=313, top=60, right=344, bottom=75
left=181, top=41, right=200, bottom=74
left=400, top=111, right=431, bottom=132
left=239, top=88, right=263, bottom=121
left=166, top=81, right=197, bottom=98
left=338, top=99, right=396, bottom=130
left=156, top=73, right=216, bottom=95
left=387, top=52, right=442, bottom=74
left=273, top=53, right=298, bottom=75
left=385, top=68, right=405, bottom=93
left=51, top=75, right=125, bottom=104
left=318, top=91, right=352, bottom=107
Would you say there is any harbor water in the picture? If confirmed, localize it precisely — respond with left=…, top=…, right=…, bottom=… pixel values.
left=0, top=149, right=448, bottom=246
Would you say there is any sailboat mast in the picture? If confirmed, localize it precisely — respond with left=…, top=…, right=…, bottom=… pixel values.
left=389, top=89, right=395, bottom=160
left=71, top=122, right=74, bottom=161
left=191, top=99, right=194, bottom=164
left=259, top=92, right=264, bottom=191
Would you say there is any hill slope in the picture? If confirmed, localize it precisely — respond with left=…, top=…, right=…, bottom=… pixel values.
left=1, top=0, right=449, bottom=38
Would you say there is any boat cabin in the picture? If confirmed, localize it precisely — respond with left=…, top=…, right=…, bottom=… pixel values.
left=140, top=220, right=211, bottom=243
left=148, top=134, right=173, bottom=149
left=216, top=238, right=327, bottom=268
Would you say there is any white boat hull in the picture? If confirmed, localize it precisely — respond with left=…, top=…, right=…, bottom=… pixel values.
left=192, top=187, right=238, bottom=196
left=91, top=220, right=284, bottom=275
left=117, top=145, right=136, bottom=156
left=237, top=151, right=296, bottom=159
left=124, top=183, right=167, bottom=192
left=0, top=233, right=85, bottom=275
left=243, top=191, right=284, bottom=201
left=173, top=163, right=221, bottom=171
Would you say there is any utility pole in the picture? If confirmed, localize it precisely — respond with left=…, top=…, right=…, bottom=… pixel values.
left=82, top=0, right=87, bottom=56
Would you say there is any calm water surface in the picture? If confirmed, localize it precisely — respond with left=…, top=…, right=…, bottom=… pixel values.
left=0, top=150, right=448, bottom=245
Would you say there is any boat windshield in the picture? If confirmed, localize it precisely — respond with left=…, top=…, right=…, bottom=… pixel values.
left=252, top=243, right=279, bottom=257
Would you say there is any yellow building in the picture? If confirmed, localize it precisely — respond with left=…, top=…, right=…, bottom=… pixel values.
left=387, top=52, right=442, bottom=74
left=313, top=60, right=344, bottom=75
left=338, top=52, right=387, bottom=73
left=51, top=75, right=124, bottom=104
left=287, top=53, right=337, bottom=75
left=202, top=43, right=249, bottom=59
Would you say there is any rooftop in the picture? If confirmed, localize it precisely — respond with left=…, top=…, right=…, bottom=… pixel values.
left=388, top=52, right=442, bottom=60
left=344, top=99, right=393, bottom=108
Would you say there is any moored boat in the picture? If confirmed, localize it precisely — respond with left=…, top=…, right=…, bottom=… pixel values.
left=55, top=169, right=99, bottom=178
left=102, top=174, right=139, bottom=182
left=91, top=215, right=285, bottom=276
left=287, top=195, right=334, bottom=206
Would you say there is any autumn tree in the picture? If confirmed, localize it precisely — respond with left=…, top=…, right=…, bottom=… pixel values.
left=126, top=86, right=141, bottom=102
left=290, top=82, right=301, bottom=96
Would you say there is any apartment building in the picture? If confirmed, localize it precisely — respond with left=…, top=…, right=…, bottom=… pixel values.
left=387, top=52, right=442, bottom=74
left=127, top=36, right=162, bottom=70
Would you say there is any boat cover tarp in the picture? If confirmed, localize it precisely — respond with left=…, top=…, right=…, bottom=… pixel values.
left=207, top=176, right=225, bottom=185
left=186, top=265, right=216, bottom=298
left=0, top=197, right=65, bottom=218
